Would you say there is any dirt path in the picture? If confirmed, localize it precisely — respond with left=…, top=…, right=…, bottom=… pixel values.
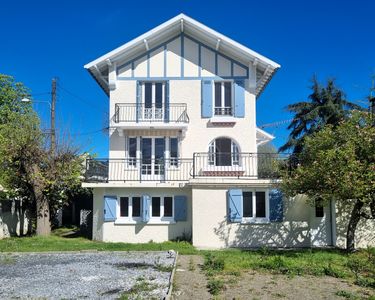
left=172, top=255, right=374, bottom=300
left=172, top=255, right=211, bottom=300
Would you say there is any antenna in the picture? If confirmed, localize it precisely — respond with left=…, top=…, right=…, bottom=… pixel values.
left=258, top=119, right=293, bottom=129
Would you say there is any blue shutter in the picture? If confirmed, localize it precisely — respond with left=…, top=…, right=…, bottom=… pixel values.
left=104, top=196, right=117, bottom=222
left=234, top=80, right=245, bottom=117
left=164, top=81, right=170, bottom=123
left=136, top=81, right=142, bottom=122
left=269, top=189, right=283, bottom=222
left=227, top=189, right=243, bottom=222
left=201, top=80, right=213, bottom=118
left=142, top=194, right=151, bottom=222
left=174, top=195, right=187, bottom=221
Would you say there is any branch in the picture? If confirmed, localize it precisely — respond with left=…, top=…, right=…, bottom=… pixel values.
left=360, top=212, right=375, bottom=220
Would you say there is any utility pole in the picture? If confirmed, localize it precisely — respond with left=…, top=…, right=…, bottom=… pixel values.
left=51, top=78, right=57, bottom=157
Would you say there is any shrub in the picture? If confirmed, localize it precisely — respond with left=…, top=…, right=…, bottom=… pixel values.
left=207, top=278, right=224, bottom=295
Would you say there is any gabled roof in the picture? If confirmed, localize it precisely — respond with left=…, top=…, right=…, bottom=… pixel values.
left=85, top=13, right=280, bottom=96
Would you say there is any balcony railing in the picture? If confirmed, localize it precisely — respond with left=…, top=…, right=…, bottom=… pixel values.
left=84, top=153, right=290, bottom=183
left=114, top=103, right=189, bottom=123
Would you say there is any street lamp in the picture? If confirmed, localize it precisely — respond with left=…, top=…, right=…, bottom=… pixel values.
left=21, top=98, right=51, bottom=108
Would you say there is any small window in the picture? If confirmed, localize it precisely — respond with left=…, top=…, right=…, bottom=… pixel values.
left=164, top=197, right=173, bottom=217
left=128, top=138, right=137, bottom=166
left=243, top=192, right=253, bottom=217
left=152, top=197, right=161, bottom=217
left=256, top=192, right=266, bottom=218
left=120, top=197, right=129, bottom=217
left=170, top=138, right=179, bottom=166
left=132, top=197, right=141, bottom=217
left=315, top=200, right=324, bottom=217
left=214, top=81, right=232, bottom=116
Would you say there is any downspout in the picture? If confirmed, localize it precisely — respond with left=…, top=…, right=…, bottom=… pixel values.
left=330, top=199, right=337, bottom=247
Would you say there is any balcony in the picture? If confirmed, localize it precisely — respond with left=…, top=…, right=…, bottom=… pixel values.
left=84, top=153, right=290, bottom=183
left=113, top=103, right=189, bottom=129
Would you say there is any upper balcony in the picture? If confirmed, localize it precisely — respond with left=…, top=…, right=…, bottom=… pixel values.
left=113, top=103, right=189, bottom=130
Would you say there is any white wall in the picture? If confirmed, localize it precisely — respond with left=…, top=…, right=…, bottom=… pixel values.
left=0, top=200, right=29, bottom=239
left=92, top=187, right=192, bottom=243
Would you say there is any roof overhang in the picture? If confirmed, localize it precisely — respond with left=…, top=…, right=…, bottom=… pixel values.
left=256, top=127, right=275, bottom=146
left=85, top=13, right=280, bottom=97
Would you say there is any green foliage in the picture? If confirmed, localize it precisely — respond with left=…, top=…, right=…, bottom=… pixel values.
left=0, top=74, right=90, bottom=234
left=335, top=290, right=360, bottom=299
left=203, top=253, right=225, bottom=275
left=206, top=278, right=225, bottom=295
left=281, top=111, right=375, bottom=250
left=280, top=76, right=362, bottom=153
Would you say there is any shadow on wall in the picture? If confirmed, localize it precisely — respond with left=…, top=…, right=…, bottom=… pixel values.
left=213, top=196, right=312, bottom=248
left=0, top=200, right=30, bottom=239
left=335, top=201, right=375, bottom=249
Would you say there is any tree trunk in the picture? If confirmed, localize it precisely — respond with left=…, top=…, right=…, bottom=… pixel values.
left=36, top=194, right=51, bottom=236
left=346, top=200, right=364, bottom=252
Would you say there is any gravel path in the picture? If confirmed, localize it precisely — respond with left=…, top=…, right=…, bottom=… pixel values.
left=0, top=251, right=175, bottom=299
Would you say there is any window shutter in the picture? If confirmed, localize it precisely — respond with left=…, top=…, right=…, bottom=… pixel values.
left=201, top=80, right=213, bottom=118
left=227, top=189, right=243, bottom=222
left=174, top=195, right=187, bottom=221
left=234, top=80, right=245, bottom=118
left=136, top=81, right=142, bottom=122
left=269, top=189, right=283, bottom=222
left=142, top=194, right=151, bottom=222
left=104, top=196, right=117, bottom=222
left=164, top=81, right=170, bottom=123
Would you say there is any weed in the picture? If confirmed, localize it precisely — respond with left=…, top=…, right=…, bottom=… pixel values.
left=119, top=281, right=158, bottom=299
left=335, top=290, right=360, bottom=299
left=203, top=253, right=225, bottom=274
left=188, top=257, right=196, bottom=271
left=0, top=255, right=16, bottom=265
left=155, top=263, right=174, bottom=273
left=207, top=278, right=225, bottom=295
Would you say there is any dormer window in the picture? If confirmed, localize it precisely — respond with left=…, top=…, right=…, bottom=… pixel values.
left=214, top=81, right=233, bottom=116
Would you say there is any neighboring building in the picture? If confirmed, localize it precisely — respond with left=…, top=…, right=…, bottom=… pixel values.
left=83, top=14, right=375, bottom=249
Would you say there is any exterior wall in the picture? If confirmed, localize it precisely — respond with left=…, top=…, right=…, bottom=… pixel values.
left=92, top=187, right=192, bottom=243
left=335, top=201, right=375, bottom=249
left=109, top=79, right=256, bottom=160
left=0, top=200, right=29, bottom=239
left=192, top=187, right=320, bottom=249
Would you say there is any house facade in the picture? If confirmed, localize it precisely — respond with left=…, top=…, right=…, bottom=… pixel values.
left=83, top=14, right=375, bottom=249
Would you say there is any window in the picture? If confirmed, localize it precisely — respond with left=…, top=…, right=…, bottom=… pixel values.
left=118, top=196, right=141, bottom=219
left=315, top=200, right=324, bottom=217
left=170, top=137, right=179, bottom=166
left=128, top=137, right=137, bottom=166
left=120, top=197, right=129, bottom=217
left=142, top=82, right=165, bottom=120
left=242, top=190, right=269, bottom=222
left=152, top=197, right=161, bottom=217
left=214, top=81, right=232, bottom=116
left=208, top=137, right=239, bottom=166
left=164, top=197, right=173, bottom=217
left=132, top=197, right=141, bottom=217
left=243, top=192, right=253, bottom=217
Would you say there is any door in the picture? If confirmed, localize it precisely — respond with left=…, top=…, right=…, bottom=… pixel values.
left=215, top=138, right=232, bottom=166
left=143, top=82, right=165, bottom=121
left=141, top=138, right=165, bottom=180
left=310, top=201, right=333, bottom=247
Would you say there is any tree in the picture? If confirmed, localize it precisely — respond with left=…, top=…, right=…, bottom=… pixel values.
left=280, top=77, right=362, bottom=153
left=0, top=74, right=84, bottom=236
left=281, top=111, right=375, bottom=251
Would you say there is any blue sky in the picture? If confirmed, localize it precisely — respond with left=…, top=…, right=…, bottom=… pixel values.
left=1, top=0, right=374, bottom=156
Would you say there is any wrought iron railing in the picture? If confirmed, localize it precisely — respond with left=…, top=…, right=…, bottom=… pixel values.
left=114, top=103, right=189, bottom=123
left=214, top=107, right=233, bottom=116
left=84, top=153, right=290, bottom=183
left=192, top=152, right=290, bottom=179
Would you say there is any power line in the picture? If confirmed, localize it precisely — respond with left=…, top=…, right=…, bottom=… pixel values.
left=69, top=127, right=108, bottom=137
left=57, top=83, right=107, bottom=113
left=259, top=119, right=293, bottom=129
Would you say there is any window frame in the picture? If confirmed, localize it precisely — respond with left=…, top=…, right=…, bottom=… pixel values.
left=116, top=195, right=143, bottom=223
left=241, top=189, right=270, bottom=224
left=212, top=80, right=234, bottom=116
left=149, top=195, right=175, bottom=222
left=208, top=137, right=240, bottom=166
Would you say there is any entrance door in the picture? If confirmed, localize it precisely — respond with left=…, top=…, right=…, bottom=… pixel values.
left=143, top=82, right=165, bottom=121
left=141, top=138, right=165, bottom=180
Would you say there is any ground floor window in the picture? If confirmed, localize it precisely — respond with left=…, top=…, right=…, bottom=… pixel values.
left=151, top=196, right=174, bottom=219
left=119, top=196, right=141, bottom=219
left=242, top=190, right=269, bottom=222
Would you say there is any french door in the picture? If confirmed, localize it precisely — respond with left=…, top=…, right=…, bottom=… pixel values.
left=141, top=138, right=165, bottom=180
left=143, top=82, right=165, bottom=121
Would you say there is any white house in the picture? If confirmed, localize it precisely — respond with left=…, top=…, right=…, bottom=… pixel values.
left=83, top=14, right=375, bottom=249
